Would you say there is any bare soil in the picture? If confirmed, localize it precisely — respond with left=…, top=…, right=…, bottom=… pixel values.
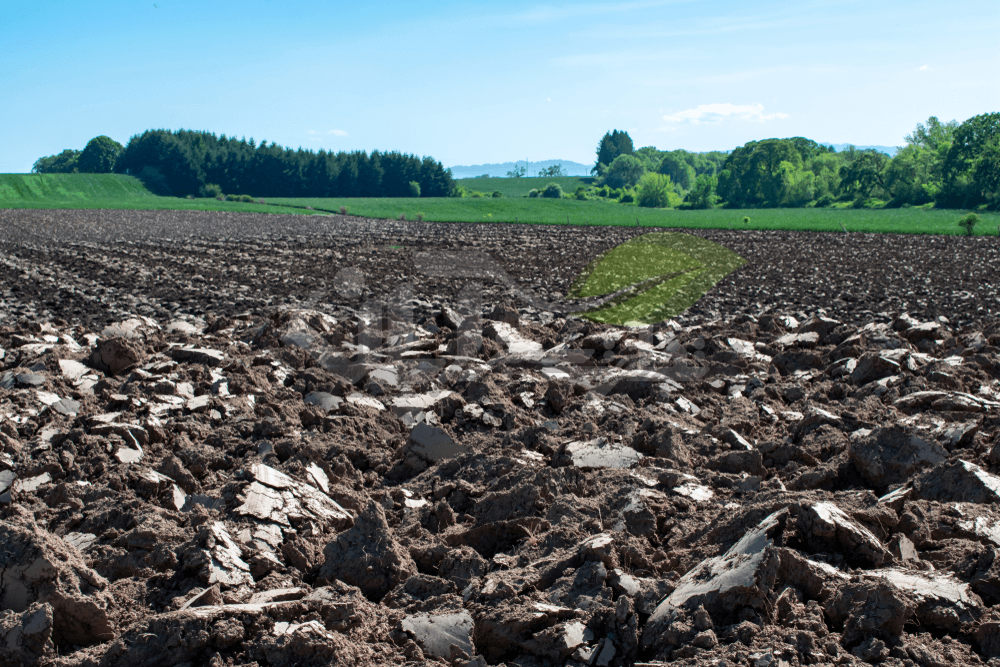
left=2, top=208, right=1000, bottom=667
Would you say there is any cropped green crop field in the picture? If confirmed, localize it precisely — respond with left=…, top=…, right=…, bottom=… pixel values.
left=455, top=176, right=591, bottom=197
left=266, top=197, right=1000, bottom=235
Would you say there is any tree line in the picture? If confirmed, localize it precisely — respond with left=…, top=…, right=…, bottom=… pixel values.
left=591, top=112, right=1000, bottom=210
left=32, top=129, right=455, bottom=198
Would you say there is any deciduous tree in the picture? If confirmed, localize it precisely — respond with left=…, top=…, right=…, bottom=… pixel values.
left=32, top=149, right=81, bottom=174
left=602, top=154, right=645, bottom=189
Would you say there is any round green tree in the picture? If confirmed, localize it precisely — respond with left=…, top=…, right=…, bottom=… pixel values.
left=77, top=135, right=124, bottom=173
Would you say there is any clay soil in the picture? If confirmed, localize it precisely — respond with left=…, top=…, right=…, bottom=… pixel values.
left=2, top=208, right=1000, bottom=667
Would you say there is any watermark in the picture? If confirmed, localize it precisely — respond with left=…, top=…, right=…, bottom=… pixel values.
left=287, top=232, right=746, bottom=385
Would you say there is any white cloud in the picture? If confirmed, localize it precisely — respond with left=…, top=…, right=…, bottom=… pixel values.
left=308, top=129, right=349, bottom=137
left=662, top=103, right=789, bottom=124
left=918, top=65, right=929, bottom=71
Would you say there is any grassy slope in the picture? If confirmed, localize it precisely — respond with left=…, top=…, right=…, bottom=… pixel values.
left=0, top=173, right=322, bottom=215
left=456, top=176, right=591, bottom=197
left=0, top=173, right=156, bottom=201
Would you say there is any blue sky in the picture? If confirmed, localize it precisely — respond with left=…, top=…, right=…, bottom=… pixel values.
left=3, top=0, right=998, bottom=173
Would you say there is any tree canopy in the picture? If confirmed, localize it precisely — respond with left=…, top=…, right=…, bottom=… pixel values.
left=32, top=149, right=81, bottom=174
left=602, top=154, right=646, bottom=189
left=110, top=129, right=454, bottom=198
left=77, top=135, right=124, bottom=173
left=593, top=130, right=634, bottom=175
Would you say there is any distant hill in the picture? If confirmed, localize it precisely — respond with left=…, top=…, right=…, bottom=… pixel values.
left=827, top=143, right=899, bottom=156
left=449, top=145, right=900, bottom=178
left=447, top=159, right=592, bottom=179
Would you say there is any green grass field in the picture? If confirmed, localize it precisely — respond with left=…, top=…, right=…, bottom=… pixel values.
left=2, top=173, right=998, bottom=236
left=456, top=176, right=591, bottom=197
left=265, top=196, right=1000, bottom=236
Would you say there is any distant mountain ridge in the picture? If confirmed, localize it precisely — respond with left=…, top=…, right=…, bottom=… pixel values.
left=827, top=143, right=899, bottom=156
left=447, top=159, right=592, bottom=179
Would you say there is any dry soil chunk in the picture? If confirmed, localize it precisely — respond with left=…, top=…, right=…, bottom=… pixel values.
left=237, top=463, right=352, bottom=527
left=0, top=602, right=54, bottom=666
left=0, top=510, right=115, bottom=646
left=565, top=438, right=643, bottom=470
left=409, top=423, right=470, bottom=463
left=89, top=336, right=145, bottom=375
left=825, top=579, right=912, bottom=648
left=798, top=501, right=892, bottom=566
left=402, top=611, right=475, bottom=660
left=914, top=459, right=1000, bottom=504
left=848, top=425, right=947, bottom=489
left=869, top=568, right=983, bottom=631
left=318, top=500, right=417, bottom=601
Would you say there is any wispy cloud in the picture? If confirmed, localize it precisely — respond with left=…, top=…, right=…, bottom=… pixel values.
left=308, top=129, right=349, bottom=137
left=662, top=103, right=789, bottom=124
left=917, top=65, right=929, bottom=71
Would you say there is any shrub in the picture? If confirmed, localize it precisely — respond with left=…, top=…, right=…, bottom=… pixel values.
left=239, top=194, right=254, bottom=203
left=528, top=189, right=540, bottom=198
left=215, top=195, right=224, bottom=201
left=339, top=206, right=348, bottom=215
left=958, top=213, right=979, bottom=236
left=492, top=191, right=503, bottom=198
left=685, top=174, right=719, bottom=209
left=853, top=197, right=885, bottom=209
left=636, top=172, right=673, bottom=208
left=200, top=183, right=223, bottom=198
left=408, top=181, right=421, bottom=198
left=185, top=194, right=194, bottom=199
left=541, top=183, right=564, bottom=199
left=225, top=194, right=237, bottom=201
left=815, top=194, right=835, bottom=208
left=743, top=216, right=751, bottom=226
left=574, top=186, right=588, bottom=201
left=618, top=192, right=634, bottom=204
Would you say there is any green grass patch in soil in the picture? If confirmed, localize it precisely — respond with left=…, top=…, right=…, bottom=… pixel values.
left=569, top=232, right=747, bottom=325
